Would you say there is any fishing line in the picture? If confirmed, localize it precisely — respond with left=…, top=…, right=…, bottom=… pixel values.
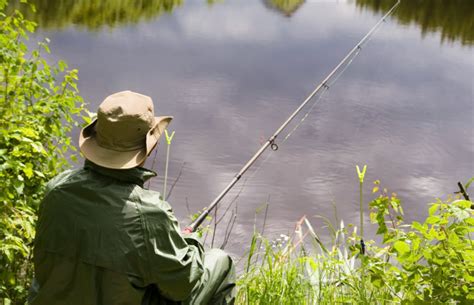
left=218, top=24, right=387, bottom=251
left=281, top=9, right=389, bottom=143
left=223, top=44, right=364, bottom=204
left=147, top=145, right=160, bottom=189
left=186, top=0, right=401, bottom=232
left=232, top=17, right=386, bottom=189
left=214, top=64, right=350, bottom=231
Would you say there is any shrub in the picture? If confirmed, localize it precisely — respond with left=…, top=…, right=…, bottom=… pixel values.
left=366, top=186, right=474, bottom=303
left=0, top=1, right=87, bottom=303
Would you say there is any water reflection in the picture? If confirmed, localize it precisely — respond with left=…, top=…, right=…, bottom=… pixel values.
left=356, top=0, right=474, bottom=45
left=263, top=0, right=305, bottom=17
left=8, top=0, right=185, bottom=29
left=11, top=0, right=474, bottom=47
left=12, top=0, right=473, bottom=256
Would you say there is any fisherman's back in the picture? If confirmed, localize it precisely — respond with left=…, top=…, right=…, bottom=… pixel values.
left=29, top=161, right=203, bottom=305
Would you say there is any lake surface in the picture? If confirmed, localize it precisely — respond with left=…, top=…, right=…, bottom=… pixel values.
left=17, top=0, right=474, bottom=258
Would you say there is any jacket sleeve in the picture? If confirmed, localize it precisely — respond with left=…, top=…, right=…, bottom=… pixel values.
left=137, top=191, right=204, bottom=301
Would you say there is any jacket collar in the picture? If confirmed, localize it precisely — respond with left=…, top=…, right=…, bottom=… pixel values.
left=84, top=160, right=157, bottom=186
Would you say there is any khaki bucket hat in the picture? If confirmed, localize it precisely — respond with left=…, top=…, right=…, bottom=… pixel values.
left=79, top=90, right=172, bottom=169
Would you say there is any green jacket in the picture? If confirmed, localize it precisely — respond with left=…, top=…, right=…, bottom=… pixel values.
left=29, top=161, right=204, bottom=305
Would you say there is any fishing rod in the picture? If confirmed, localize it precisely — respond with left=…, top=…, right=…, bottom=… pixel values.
left=184, top=0, right=401, bottom=233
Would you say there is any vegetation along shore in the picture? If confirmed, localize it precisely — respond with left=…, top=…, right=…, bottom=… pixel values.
left=1, top=1, right=473, bottom=304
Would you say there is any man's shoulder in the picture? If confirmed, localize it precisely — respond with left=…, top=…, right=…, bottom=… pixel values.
left=136, top=189, right=172, bottom=212
left=133, top=189, right=179, bottom=225
left=45, top=168, right=83, bottom=194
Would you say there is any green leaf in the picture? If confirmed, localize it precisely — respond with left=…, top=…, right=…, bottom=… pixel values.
left=412, top=221, right=425, bottom=233
left=58, top=59, right=68, bottom=71
left=454, top=200, right=471, bottom=209
left=25, top=21, right=35, bottom=33
left=393, top=240, right=410, bottom=255
left=428, top=204, right=439, bottom=216
left=31, top=142, right=46, bottom=154
left=411, top=237, right=421, bottom=251
left=426, top=216, right=440, bottom=224
left=13, top=179, right=24, bottom=194
left=33, top=170, right=45, bottom=178
left=466, top=217, right=474, bottom=226
left=22, top=163, right=34, bottom=178
left=370, top=212, right=377, bottom=223
left=464, top=177, right=474, bottom=190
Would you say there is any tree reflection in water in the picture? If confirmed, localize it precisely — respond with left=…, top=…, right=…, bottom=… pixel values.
left=263, top=0, right=473, bottom=46
left=8, top=0, right=473, bottom=45
left=263, top=0, right=305, bottom=17
left=355, top=0, right=474, bottom=46
left=7, top=0, right=185, bottom=30
left=9, top=0, right=474, bottom=45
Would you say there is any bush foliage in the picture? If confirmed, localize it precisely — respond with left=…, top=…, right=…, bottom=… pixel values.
left=0, top=1, right=86, bottom=303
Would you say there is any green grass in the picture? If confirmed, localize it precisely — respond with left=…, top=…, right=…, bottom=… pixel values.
left=236, top=180, right=474, bottom=304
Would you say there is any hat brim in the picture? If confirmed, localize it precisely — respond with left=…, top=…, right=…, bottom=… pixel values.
left=79, top=116, right=173, bottom=169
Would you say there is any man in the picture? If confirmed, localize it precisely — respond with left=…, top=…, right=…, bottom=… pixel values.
left=29, top=91, right=236, bottom=305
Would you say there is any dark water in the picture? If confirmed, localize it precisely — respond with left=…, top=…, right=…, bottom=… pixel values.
left=16, top=0, right=474, bottom=258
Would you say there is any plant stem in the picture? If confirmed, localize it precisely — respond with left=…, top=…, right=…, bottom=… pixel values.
left=360, top=180, right=364, bottom=240
left=163, top=141, right=171, bottom=200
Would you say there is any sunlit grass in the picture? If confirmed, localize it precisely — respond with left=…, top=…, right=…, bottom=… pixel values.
left=235, top=176, right=474, bottom=304
left=236, top=218, right=391, bottom=304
